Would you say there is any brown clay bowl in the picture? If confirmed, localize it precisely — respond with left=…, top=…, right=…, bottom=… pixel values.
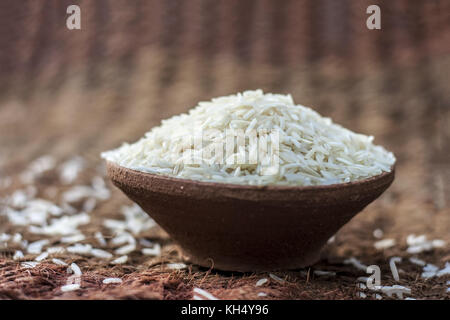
left=106, top=161, right=395, bottom=272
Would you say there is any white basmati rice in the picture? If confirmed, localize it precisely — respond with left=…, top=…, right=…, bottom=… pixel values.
left=12, top=233, right=22, bottom=243
left=373, top=228, right=384, bottom=239
left=141, top=243, right=161, bottom=256
left=409, top=257, right=426, bottom=266
left=35, top=252, right=49, bottom=262
left=47, top=246, right=65, bottom=254
left=406, top=234, right=446, bottom=254
left=379, top=285, right=411, bottom=299
left=344, top=257, right=367, bottom=271
left=13, top=250, right=24, bottom=260
left=68, top=263, right=82, bottom=276
left=374, top=238, right=396, bottom=250
left=139, top=238, right=155, bottom=247
left=110, top=232, right=135, bottom=246
left=193, top=287, right=219, bottom=300
left=102, top=90, right=395, bottom=186
left=389, top=257, right=401, bottom=281
left=115, top=243, right=136, bottom=255
left=110, top=255, right=128, bottom=265
left=421, top=264, right=439, bottom=279
left=258, top=292, right=267, bottom=297
left=91, top=248, right=113, bottom=259
left=103, top=278, right=122, bottom=284
left=166, top=263, right=187, bottom=270
left=269, top=273, right=285, bottom=283
left=52, top=258, right=68, bottom=266
left=0, top=233, right=11, bottom=242
left=67, top=243, right=92, bottom=255
left=61, top=283, right=80, bottom=292
left=256, top=278, right=268, bottom=286
left=436, top=262, right=450, bottom=277
left=27, top=239, right=49, bottom=254
left=20, top=155, right=56, bottom=184
left=21, top=261, right=39, bottom=268
left=59, top=156, right=85, bottom=184
left=358, top=292, right=367, bottom=298
left=61, top=233, right=86, bottom=243
left=314, top=270, right=336, bottom=276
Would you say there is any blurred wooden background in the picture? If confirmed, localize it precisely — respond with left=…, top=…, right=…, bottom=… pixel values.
left=0, top=0, right=448, bottom=210
left=0, top=0, right=449, bottom=300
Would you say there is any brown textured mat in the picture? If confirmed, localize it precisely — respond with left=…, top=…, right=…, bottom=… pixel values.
left=0, top=0, right=449, bottom=300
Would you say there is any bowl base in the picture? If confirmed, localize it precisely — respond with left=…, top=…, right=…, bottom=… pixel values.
left=183, top=250, right=321, bottom=272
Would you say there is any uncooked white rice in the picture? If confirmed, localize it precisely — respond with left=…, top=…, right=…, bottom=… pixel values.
left=436, top=262, right=450, bottom=277
left=35, top=252, right=49, bottom=262
left=421, top=264, right=439, bottom=279
left=103, top=278, right=122, bottom=284
left=379, top=285, right=411, bottom=299
left=115, top=243, right=136, bottom=255
left=110, top=232, right=135, bottom=246
left=141, top=243, right=161, bottom=256
left=12, top=233, right=22, bottom=243
left=139, top=238, right=155, bottom=247
left=193, top=287, right=219, bottom=300
left=91, top=248, right=113, bottom=259
left=269, top=273, right=285, bottom=283
left=166, top=263, right=187, bottom=270
left=68, top=262, right=82, bottom=276
left=389, top=257, right=401, bottom=282
left=52, top=258, right=68, bottom=266
left=27, top=239, right=49, bottom=254
left=59, top=156, right=85, bottom=184
left=102, top=90, right=395, bottom=186
left=374, top=238, right=396, bottom=250
left=61, top=233, right=86, bottom=243
left=256, top=278, right=268, bottom=286
left=21, top=261, right=39, bottom=268
left=46, top=246, right=65, bottom=254
left=110, top=255, right=128, bottom=265
left=13, top=250, right=24, bottom=260
left=61, top=283, right=80, bottom=292
left=0, top=233, right=11, bottom=242
left=406, top=234, right=446, bottom=254
left=344, top=257, right=367, bottom=271
left=409, top=257, right=426, bottom=266
left=373, top=228, right=384, bottom=239
left=67, top=243, right=92, bottom=255
left=94, top=231, right=107, bottom=247
left=358, top=292, right=367, bottom=299
left=257, top=292, right=267, bottom=297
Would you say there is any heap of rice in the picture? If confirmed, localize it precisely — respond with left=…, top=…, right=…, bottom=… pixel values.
left=101, top=90, right=395, bottom=186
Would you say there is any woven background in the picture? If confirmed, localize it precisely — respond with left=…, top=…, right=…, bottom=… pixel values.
left=0, top=0, right=449, bottom=299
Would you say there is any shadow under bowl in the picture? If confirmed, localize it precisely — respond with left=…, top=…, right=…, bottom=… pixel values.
left=106, top=161, right=395, bottom=272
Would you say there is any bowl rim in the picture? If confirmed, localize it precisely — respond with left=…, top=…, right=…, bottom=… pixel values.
left=106, top=160, right=395, bottom=192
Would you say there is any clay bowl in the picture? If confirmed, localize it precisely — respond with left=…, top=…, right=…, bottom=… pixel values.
left=106, top=161, right=395, bottom=272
